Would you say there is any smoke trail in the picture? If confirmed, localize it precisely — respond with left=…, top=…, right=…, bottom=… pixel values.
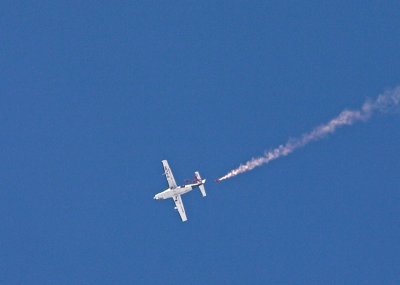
left=217, top=86, right=400, bottom=182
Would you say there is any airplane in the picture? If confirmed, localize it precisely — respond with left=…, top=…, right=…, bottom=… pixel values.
left=154, top=160, right=206, bottom=222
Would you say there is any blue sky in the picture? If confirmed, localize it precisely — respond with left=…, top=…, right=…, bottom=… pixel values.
left=1, top=1, right=400, bottom=284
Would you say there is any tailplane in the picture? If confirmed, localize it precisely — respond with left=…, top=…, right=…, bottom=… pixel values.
left=194, top=171, right=206, bottom=197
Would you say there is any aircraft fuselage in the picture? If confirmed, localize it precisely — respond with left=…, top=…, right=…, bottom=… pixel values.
left=154, top=181, right=205, bottom=200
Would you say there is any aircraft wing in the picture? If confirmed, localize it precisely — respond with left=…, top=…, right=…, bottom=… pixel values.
left=173, top=195, right=187, bottom=222
left=162, top=160, right=177, bottom=189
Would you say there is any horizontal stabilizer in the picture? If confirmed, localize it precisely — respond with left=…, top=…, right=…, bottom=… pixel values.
left=195, top=171, right=206, bottom=197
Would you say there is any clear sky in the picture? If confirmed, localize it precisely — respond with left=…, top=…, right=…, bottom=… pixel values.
left=1, top=1, right=400, bottom=284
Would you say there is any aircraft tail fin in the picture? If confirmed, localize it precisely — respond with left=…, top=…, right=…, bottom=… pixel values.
left=195, top=171, right=206, bottom=197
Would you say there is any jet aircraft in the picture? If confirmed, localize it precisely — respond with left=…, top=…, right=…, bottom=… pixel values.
left=154, top=160, right=206, bottom=222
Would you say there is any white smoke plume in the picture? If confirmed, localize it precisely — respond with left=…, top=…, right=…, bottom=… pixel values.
left=217, top=86, right=400, bottom=182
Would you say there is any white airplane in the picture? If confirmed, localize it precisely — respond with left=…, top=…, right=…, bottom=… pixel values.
left=154, top=160, right=206, bottom=222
